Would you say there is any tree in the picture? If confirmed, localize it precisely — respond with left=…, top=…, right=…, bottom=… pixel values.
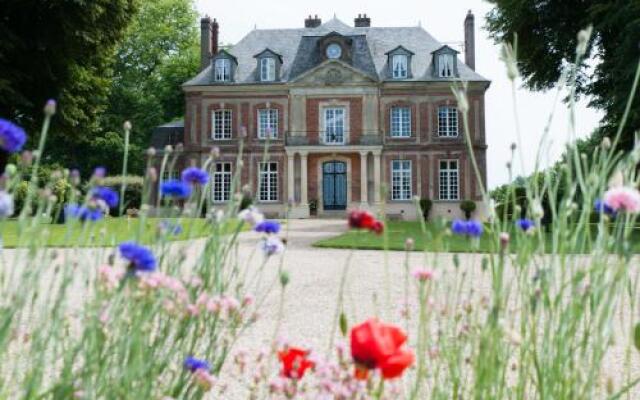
left=486, top=1, right=640, bottom=150
left=0, top=0, right=137, bottom=145
left=94, top=0, right=199, bottom=175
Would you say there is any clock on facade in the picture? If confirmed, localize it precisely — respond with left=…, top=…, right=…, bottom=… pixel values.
left=326, top=43, right=342, bottom=59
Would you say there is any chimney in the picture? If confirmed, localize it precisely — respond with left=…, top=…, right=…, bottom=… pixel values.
left=354, top=13, right=371, bottom=28
left=305, top=15, right=322, bottom=28
left=200, top=16, right=212, bottom=71
left=211, top=18, right=219, bottom=56
left=464, top=10, right=475, bottom=70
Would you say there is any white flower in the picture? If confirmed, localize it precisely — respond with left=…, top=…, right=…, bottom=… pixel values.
left=260, top=236, right=285, bottom=257
left=238, top=206, right=264, bottom=226
left=0, top=191, right=14, bottom=218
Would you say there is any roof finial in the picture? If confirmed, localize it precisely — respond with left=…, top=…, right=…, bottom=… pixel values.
left=333, top=12, right=337, bottom=19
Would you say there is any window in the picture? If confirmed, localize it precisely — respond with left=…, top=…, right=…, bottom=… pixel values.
left=212, top=109, right=232, bottom=140
left=259, top=162, right=278, bottom=202
left=392, top=55, right=408, bottom=79
left=258, top=109, right=278, bottom=139
left=439, top=160, right=459, bottom=201
left=260, top=58, right=276, bottom=81
left=214, top=59, right=231, bottom=82
left=212, top=162, right=232, bottom=203
left=324, top=108, right=345, bottom=144
left=438, top=54, right=454, bottom=78
left=391, top=107, right=411, bottom=137
left=438, top=106, right=458, bottom=137
left=391, top=160, right=412, bottom=201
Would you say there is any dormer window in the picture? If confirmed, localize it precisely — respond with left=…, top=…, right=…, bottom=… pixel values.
left=260, top=58, right=276, bottom=81
left=392, top=55, right=408, bottom=79
left=385, top=46, right=414, bottom=80
left=215, top=59, right=231, bottom=81
left=212, top=50, right=237, bottom=83
left=438, top=54, right=454, bottom=77
left=253, top=49, right=283, bottom=83
left=432, top=45, right=459, bottom=79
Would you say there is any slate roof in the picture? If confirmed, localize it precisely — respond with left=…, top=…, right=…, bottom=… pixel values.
left=184, top=17, right=488, bottom=86
left=150, top=120, right=184, bottom=149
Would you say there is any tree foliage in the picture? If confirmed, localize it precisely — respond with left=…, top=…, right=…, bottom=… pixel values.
left=96, top=0, right=199, bottom=175
left=0, top=0, right=137, bottom=143
left=0, top=0, right=199, bottom=176
left=486, top=0, right=640, bottom=149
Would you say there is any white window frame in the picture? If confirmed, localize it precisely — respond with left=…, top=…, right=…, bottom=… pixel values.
left=438, top=106, right=459, bottom=137
left=391, top=106, right=411, bottom=138
left=391, top=160, right=412, bottom=201
left=260, top=57, right=276, bottom=82
left=214, top=58, right=231, bottom=82
left=212, top=162, right=232, bottom=203
left=438, top=54, right=454, bottom=78
left=392, top=54, right=408, bottom=79
left=258, top=109, right=278, bottom=139
left=212, top=109, right=233, bottom=140
left=259, top=162, right=278, bottom=202
left=323, top=107, right=346, bottom=145
left=439, top=160, right=459, bottom=201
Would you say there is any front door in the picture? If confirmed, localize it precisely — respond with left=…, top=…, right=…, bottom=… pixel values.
left=323, top=161, right=347, bottom=210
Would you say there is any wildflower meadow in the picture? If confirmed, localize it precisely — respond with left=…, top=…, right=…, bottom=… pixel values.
left=0, top=29, right=640, bottom=400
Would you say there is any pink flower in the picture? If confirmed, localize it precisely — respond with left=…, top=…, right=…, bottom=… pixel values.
left=186, top=304, right=200, bottom=317
left=98, top=265, right=124, bottom=289
left=193, top=369, right=216, bottom=391
left=411, top=267, right=434, bottom=282
left=604, top=186, right=640, bottom=213
left=242, top=294, right=254, bottom=307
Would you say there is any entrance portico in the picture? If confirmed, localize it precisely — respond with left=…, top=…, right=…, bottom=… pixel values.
left=286, top=146, right=382, bottom=218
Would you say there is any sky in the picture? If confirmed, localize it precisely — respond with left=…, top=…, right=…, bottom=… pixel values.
left=195, top=0, right=603, bottom=188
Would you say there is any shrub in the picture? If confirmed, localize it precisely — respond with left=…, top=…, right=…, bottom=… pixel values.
left=460, top=199, right=477, bottom=219
left=419, top=198, right=432, bottom=221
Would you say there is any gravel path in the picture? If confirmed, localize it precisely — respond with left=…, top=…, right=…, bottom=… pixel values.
left=2, top=219, right=638, bottom=398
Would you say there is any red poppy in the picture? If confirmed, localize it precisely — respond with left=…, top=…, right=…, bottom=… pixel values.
left=348, top=210, right=383, bottom=235
left=350, top=318, right=414, bottom=380
left=278, top=347, right=315, bottom=379
left=371, top=220, right=384, bottom=235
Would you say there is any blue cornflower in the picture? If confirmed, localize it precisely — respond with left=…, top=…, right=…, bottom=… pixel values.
left=184, top=356, right=210, bottom=372
left=91, top=187, right=119, bottom=208
left=161, top=179, right=192, bottom=199
left=181, top=167, right=209, bottom=185
left=159, top=220, right=183, bottom=235
left=515, top=218, right=535, bottom=232
left=0, top=118, right=27, bottom=153
left=451, top=219, right=483, bottom=237
left=465, top=220, right=483, bottom=237
left=254, top=220, right=281, bottom=235
left=93, top=167, right=106, bottom=178
left=118, top=242, right=157, bottom=272
left=594, top=199, right=616, bottom=217
left=65, top=204, right=103, bottom=222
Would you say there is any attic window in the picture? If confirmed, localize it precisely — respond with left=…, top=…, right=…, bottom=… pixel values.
left=260, top=58, right=276, bottom=81
left=215, top=59, right=231, bottom=82
left=392, top=55, right=408, bottom=79
left=438, top=54, right=454, bottom=78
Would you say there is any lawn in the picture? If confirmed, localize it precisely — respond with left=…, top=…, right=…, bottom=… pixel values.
left=313, top=220, right=640, bottom=253
left=0, top=217, right=241, bottom=248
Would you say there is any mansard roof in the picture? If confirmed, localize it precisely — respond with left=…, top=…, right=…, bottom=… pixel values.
left=184, top=17, right=488, bottom=86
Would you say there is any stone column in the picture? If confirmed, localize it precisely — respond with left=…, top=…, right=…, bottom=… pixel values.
left=287, top=153, right=295, bottom=204
left=300, top=152, right=308, bottom=205
left=373, top=151, right=382, bottom=203
left=360, top=151, right=368, bottom=206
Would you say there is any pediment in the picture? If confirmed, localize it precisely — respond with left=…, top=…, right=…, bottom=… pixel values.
left=290, top=60, right=377, bottom=85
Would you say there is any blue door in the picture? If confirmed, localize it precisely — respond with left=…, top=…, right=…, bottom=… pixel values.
left=323, top=161, right=347, bottom=210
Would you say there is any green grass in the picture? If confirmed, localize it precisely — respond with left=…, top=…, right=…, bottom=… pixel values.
left=313, top=220, right=640, bottom=253
left=0, top=217, right=241, bottom=248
